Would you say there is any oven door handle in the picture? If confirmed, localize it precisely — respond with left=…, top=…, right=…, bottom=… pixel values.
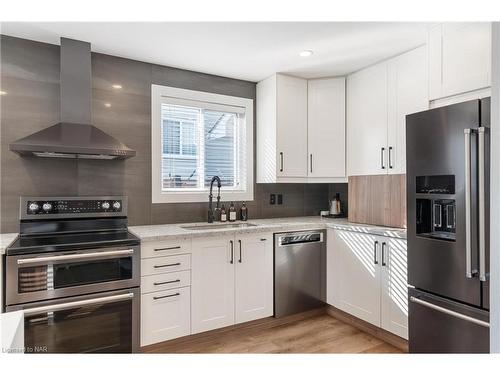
left=22, top=292, right=134, bottom=316
left=17, top=249, right=135, bottom=265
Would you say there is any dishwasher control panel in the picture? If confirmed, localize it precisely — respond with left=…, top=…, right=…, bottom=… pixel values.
left=277, top=232, right=323, bottom=246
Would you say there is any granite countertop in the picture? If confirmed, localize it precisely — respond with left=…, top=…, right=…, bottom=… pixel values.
left=129, top=216, right=407, bottom=242
left=0, top=233, right=18, bottom=255
left=0, top=217, right=406, bottom=254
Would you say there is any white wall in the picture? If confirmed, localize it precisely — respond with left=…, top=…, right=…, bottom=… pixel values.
left=490, top=22, right=500, bottom=353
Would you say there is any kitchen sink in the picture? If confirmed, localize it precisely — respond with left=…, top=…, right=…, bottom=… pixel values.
left=180, top=222, right=259, bottom=230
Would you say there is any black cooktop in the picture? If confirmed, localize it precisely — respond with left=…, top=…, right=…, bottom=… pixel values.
left=6, top=230, right=140, bottom=255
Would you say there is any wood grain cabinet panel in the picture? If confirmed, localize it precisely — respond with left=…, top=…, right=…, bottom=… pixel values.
left=348, top=174, right=406, bottom=228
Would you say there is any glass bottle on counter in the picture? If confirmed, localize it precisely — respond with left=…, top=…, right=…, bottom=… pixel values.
left=240, top=202, right=248, bottom=221
left=229, top=202, right=237, bottom=222
left=220, top=204, right=227, bottom=222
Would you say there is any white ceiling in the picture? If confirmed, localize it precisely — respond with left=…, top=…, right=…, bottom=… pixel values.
left=1, top=22, right=431, bottom=82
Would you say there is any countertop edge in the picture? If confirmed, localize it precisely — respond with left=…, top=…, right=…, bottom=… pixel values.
left=0, top=233, right=19, bottom=255
left=129, top=217, right=407, bottom=242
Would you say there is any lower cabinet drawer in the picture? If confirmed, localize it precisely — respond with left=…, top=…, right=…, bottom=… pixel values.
left=141, top=270, right=191, bottom=294
left=141, top=287, right=191, bottom=346
left=141, top=238, right=192, bottom=259
left=141, top=254, right=191, bottom=276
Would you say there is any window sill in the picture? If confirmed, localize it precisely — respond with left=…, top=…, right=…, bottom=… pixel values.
left=152, top=189, right=254, bottom=204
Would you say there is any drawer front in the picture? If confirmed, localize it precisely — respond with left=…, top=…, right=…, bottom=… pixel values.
left=141, top=270, right=191, bottom=294
left=141, top=287, right=191, bottom=346
left=141, top=239, right=192, bottom=259
left=141, top=254, right=191, bottom=276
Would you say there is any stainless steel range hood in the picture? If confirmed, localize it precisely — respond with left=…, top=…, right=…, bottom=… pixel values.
left=9, top=38, right=136, bottom=160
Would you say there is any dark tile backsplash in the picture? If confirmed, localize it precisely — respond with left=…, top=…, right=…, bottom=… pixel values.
left=0, top=35, right=347, bottom=233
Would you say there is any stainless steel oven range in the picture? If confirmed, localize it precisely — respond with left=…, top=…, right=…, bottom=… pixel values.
left=4, top=196, right=140, bottom=353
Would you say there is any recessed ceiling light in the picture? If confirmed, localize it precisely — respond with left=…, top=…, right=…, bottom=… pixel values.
left=299, top=50, right=314, bottom=57
left=112, top=84, right=122, bottom=89
left=104, top=103, right=112, bottom=108
left=0, top=90, right=7, bottom=95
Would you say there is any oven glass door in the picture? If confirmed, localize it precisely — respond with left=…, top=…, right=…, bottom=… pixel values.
left=7, top=246, right=139, bottom=305
left=18, top=256, right=132, bottom=292
left=20, top=290, right=138, bottom=353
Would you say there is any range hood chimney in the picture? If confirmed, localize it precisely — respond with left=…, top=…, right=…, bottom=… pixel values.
left=9, top=38, right=136, bottom=160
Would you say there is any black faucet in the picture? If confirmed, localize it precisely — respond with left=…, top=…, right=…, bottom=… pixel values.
left=208, top=176, right=222, bottom=223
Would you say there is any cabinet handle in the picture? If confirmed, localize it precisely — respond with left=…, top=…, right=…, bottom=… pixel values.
left=154, top=246, right=181, bottom=252
left=310, top=154, right=313, bottom=173
left=230, top=240, right=234, bottom=264
left=154, top=262, right=181, bottom=268
left=153, top=279, right=181, bottom=286
left=280, top=152, right=284, bottom=172
left=388, top=146, right=393, bottom=169
left=381, top=242, right=387, bottom=266
left=260, top=238, right=267, bottom=241
left=238, top=239, right=242, bottom=263
left=153, top=292, right=180, bottom=300
left=373, top=241, right=379, bottom=265
left=381, top=147, right=386, bottom=169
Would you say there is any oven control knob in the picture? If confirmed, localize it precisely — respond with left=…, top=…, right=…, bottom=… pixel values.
left=42, top=202, right=53, bottom=211
left=101, top=201, right=110, bottom=210
left=29, top=202, right=39, bottom=212
left=113, top=201, right=121, bottom=210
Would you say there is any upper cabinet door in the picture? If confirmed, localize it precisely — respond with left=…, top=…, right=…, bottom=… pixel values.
left=347, top=62, right=389, bottom=176
left=307, top=78, right=346, bottom=178
left=234, top=233, right=274, bottom=324
left=191, top=236, right=235, bottom=334
left=429, top=22, right=491, bottom=100
left=387, top=46, right=429, bottom=175
left=276, top=74, right=308, bottom=178
left=380, top=238, right=408, bottom=339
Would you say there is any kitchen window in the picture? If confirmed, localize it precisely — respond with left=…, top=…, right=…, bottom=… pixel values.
left=152, top=85, right=254, bottom=203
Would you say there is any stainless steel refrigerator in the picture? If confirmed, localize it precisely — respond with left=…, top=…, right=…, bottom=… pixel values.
left=406, top=98, right=490, bottom=353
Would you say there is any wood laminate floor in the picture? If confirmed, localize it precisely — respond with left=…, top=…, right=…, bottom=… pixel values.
left=142, top=312, right=404, bottom=354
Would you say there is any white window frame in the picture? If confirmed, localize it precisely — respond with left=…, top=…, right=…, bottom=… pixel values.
left=152, top=84, right=254, bottom=203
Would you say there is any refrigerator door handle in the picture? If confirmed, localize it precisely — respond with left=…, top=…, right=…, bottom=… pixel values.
left=410, top=296, right=490, bottom=328
left=464, top=128, right=474, bottom=279
left=478, top=127, right=487, bottom=282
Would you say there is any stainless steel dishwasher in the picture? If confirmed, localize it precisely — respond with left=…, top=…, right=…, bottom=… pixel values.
left=274, top=230, right=326, bottom=317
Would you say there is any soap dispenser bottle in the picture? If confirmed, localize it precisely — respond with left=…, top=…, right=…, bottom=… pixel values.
left=240, top=202, right=248, bottom=221
left=220, top=204, right=227, bottom=222
left=229, top=202, right=237, bottom=222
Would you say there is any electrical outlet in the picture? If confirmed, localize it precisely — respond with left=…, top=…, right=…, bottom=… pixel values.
left=270, top=194, right=276, bottom=205
left=277, top=194, right=283, bottom=205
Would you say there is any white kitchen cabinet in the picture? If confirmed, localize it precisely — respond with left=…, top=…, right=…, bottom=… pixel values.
left=327, top=229, right=408, bottom=338
left=140, top=240, right=193, bottom=347
left=387, top=46, right=429, bottom=174
left=141, top=287, right=191, bottom=346
left=347, top=46, right=428, bottom=176
left=257, top=74, right=308, bottom=182
left=141, top=253, right=191, bottom=276
left=276, top=74, right=309, bottom=178
left=257, top=74, right=346, bottom=183
left=429, top=22, right=491, bottom=101
left=191, top=232, right=274, bottom=333
left=347, top=62, right=389, bottom=176
left=327, top=229, right=382, bottom=326
left=191, top=236, right=235, bottom=334
left=307, top=77, right=346, bottom=178
left=380, top=238, right=409, bottom=339
left=234, top=233, right=274, bottom=323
